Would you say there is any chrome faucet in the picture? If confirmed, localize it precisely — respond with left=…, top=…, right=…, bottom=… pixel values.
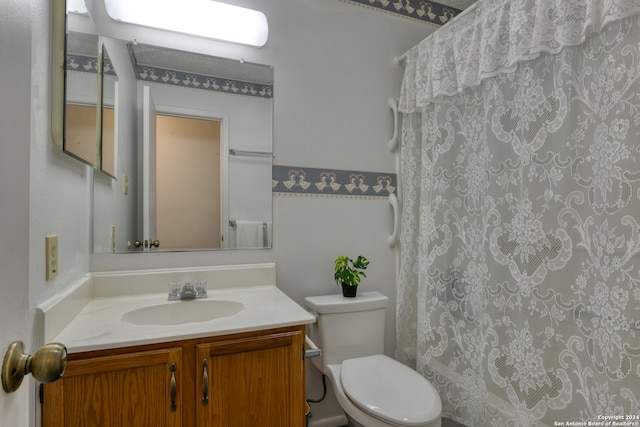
left=168, top=281, right=208, bottom=301
left=181, top=283, right=197, bottom=299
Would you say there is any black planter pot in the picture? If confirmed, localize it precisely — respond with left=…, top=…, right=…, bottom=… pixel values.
left=341, top=282, right=358, bottom=297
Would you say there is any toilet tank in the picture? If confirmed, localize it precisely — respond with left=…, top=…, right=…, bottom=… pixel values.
left=305, top=291, right=388, bottom=371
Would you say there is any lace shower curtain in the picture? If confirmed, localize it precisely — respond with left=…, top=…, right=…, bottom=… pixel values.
left=396, top=1, right=640, bottom=425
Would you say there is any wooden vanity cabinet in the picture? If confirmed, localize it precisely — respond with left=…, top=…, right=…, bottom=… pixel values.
left=42, top=325, right=306, bottom=427
left=41, top=347, right=183, bottom=427
left=196, top=328, right=305, bottom=426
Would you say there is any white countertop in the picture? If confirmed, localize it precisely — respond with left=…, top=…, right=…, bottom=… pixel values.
left=52, top=284, right=316, bottom=354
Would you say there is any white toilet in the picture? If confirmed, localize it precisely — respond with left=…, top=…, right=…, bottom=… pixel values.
left=305, top=291, right=442, bottom=427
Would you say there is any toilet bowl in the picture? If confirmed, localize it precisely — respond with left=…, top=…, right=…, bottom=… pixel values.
left=305, top=292, right=442, bottom=427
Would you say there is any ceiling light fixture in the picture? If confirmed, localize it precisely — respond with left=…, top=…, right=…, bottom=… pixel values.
left=104, top=0, right=268, bottom=47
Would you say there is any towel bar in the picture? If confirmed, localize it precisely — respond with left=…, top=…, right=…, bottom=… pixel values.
left=304, top=335, right=322, bottom=359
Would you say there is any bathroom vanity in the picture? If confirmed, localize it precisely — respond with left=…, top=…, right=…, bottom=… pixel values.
left=37, top=264, right=315, bottom=427
left=42, top=325, right=305, bottom=426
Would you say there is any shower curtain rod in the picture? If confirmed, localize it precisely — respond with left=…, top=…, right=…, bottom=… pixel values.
left=393, top=1, right=479, bottom=66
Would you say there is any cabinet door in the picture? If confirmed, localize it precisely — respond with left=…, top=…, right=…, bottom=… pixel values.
left=196, top=328, right=305, bottom=427
left=42, top=347, right=182, bottom=427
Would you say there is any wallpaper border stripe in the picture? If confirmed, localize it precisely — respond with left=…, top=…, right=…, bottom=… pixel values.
left=66, top=54, right=272, bottom=99
left=347, top=0, right=462, bottom=26
left=134, top=64, right=273, bottom=99
left=273, top=165, right=396, bottom=199
left=67, top=53, right=99, bottom=74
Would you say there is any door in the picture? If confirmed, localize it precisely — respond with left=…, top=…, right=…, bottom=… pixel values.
left=142, top=85, right=157, bottom=250
left=0, top=0, right=32, bottom=424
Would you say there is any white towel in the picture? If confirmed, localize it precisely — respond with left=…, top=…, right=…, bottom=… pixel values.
left=235, top=220, right=265, bottom=248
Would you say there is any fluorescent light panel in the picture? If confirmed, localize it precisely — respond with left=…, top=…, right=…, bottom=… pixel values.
left=104, top=0, right=268, bottom=47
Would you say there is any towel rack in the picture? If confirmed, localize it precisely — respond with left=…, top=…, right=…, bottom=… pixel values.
left=229, top=148, right=273, bottom=158
left=229, top=220, right=270, bottom=248
left=304, top=336, right=322, bottom=359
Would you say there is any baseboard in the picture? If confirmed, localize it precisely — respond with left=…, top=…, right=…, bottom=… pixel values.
left=308, top=414, right=348, bottom=427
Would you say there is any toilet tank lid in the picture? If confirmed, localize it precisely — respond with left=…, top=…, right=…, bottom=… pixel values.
left=305, top=291, right=388, bottom=314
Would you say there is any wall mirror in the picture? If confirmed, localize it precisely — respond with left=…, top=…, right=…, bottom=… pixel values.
left=92, top=39, right=274, bottom=253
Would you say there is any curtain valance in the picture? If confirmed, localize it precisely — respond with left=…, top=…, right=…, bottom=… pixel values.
left=398, top=0, right=640, bottom=113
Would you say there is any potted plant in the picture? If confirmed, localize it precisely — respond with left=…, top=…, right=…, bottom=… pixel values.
left=334, top=255, right=369, bottom=297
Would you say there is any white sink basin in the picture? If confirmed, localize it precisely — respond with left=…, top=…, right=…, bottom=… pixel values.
left=121, top=300, right=245, bottom=325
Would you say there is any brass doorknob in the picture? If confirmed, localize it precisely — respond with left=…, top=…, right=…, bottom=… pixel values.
left=1, top=341, right=67, bottom=393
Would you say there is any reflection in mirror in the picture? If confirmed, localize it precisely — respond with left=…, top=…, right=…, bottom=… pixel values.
left=92, top=41, right=274, bottom=253
left=155, top=114, right=222, bottom=250
left=99, top=45, right=118, bottom=178
left=64, top=30, right=99, bottom=166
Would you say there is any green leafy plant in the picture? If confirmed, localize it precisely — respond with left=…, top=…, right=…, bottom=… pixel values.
left=334, top=255, right=369, bottom=287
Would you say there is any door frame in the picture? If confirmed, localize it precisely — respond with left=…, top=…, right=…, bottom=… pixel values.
left=150, top=103, right=230, bottom=249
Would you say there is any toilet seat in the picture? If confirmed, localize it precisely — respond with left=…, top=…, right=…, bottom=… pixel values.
left=340, top=355, right=441, bottom=427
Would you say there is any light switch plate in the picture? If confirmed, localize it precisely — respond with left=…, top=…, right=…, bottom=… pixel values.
left=45, top=234, right=58, bottom=281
